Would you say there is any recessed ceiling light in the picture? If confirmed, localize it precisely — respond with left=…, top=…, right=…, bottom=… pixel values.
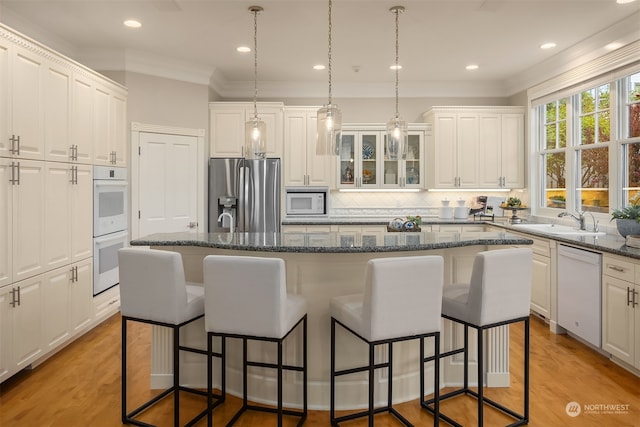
left=313, top=64, right=326, bottom=70
left=540, top=42, right=557, bottom=50
left=616, top=0, right=636, bottom=4
left=236, top=46, right=251, bottom=53
left=390, top=64, right=402, bottom=70
left=605, top=42, right=623, bottom=50
left=123, top=20, right=142, bottom=28
left=465, top=64, right=479, bottom=70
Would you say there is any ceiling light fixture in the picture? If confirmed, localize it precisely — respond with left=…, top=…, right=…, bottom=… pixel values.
left=540, top=42, right=557, bottom=49
left=316, top=0, right=342, bottom=156
left=313, top=64, right=326, bottom=70
left=616, top=0, right=636, bottom=4
left=466, top=64, right=479, bottom=70
left=245, top=6, right=266, bottom=159
left=237, top=46, right=251, bottom=53
left=386, top=5, right=407, bottom=161
left=123, top=20, right=141, bottom=28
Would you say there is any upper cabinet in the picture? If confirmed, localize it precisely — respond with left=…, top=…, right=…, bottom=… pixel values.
left=92, top=80, right=127, bottom=167
left=0, top=26, right=127, bottom=166
left=209, top=102, right=284, bottom=159
left=338, top=125, right=425, bottom=189
left=283, top=107, right=332, bottom=187
left=423, top=106, right=524, bottom=189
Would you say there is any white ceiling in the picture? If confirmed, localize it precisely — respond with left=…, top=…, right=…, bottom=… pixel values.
left=1, top=0, right=639, bottom=99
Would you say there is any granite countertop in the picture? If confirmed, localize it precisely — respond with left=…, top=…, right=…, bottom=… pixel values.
left=131, top=231, right=533, bottom=254
left=282, top=215, right=640, bottom=260
left=490, top=222, right=640, bottom=260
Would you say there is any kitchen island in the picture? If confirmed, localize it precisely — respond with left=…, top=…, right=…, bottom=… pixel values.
left=131, top=230, right=533, bottom=410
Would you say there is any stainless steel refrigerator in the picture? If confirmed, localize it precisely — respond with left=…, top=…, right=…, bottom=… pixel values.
left=208, top=158, right=281, bottom=233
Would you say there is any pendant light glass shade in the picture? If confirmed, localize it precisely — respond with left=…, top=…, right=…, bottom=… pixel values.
left=386, top=5, right=407, bottom=161
left=386, top=115, right=408, bottom=160
left=244, top=6, right=266, bottom=160
left=245, top=116, right=267, bottom=159
left=317, top=103, right=342, bottom=156
left=316, top=0, right=342, bottom=156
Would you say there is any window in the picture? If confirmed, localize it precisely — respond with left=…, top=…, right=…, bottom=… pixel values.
left=536, top=69, right=640, bottom=217
left=622, top=71, right=640, bottom=204
left=577, top=84, right=610, bottom=213
left=541, top=99, right=568, bottom=208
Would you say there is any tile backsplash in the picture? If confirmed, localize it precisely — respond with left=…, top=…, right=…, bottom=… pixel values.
left=329, top=190, right=520, bottom=218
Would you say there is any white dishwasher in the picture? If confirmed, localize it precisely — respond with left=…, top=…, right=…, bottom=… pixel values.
left=557, top=244, right=602, bottom=347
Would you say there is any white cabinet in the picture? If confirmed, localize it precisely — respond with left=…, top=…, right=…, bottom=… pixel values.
left=93, top=284, right=120, bottom=324
left=10, top=45, right=45, bottom=160
left=424, top=110, right=479, bottom=189
left=70, top=72, right=95, bottom=164
left=12, top=159, right=46, bottom=282
left=0, top=159, right=12, bottom=288
left=43, top=258, right=93, bottom=353
left=602, top=254, right=639, bottom=368
left=478, top=113, right=525, bottom=189
left=44, top=61, right=72, bottom=162
left=43, top=163, right=93, bottom=271
left=93, top=81, right=127, bottom=166
left=209, top=102, right=284, bottom=158
left=338, top=126, right=425, bottom=189
left=0, top=38, right=9, bottom=157
left=3, top=275, right=45, bottom=374
left=283, top=107, right=331, bottom=187
left=423, top=107, right=524, bottom=189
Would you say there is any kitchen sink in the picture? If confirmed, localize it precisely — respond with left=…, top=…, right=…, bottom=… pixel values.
left=512, top=223, right=606, bottom=236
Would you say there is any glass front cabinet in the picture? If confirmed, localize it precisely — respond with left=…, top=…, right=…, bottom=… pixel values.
left=338, top=126, right=425, bottom=189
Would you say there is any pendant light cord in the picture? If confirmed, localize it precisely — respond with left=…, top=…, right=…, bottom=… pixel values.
left=252, top=7, right=260, bottom=120
left=394, top=6, right=400, bottom=119
left=328, top=0, right=333, bottom=105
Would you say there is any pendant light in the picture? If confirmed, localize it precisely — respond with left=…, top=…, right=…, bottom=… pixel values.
left=316, top=0, right=342, bottom=156
left=386, top=6, right=408, bottom=161
left=245, top=6, right=266, bottom=159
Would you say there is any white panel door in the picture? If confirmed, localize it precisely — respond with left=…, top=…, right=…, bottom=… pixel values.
left=71, top=73, right=94, bottom=163
left=456, top=113, right=479, bottom=188
left=138, top=132, right=198, bottom=236
left=70, top=259, right=93, bottom=334
left=93, top=84, right=111, bottom=165
left=112, top=92, right=127, bottom=166
left=42, top=266, right=72, bottom=352
left=12, top=160, right=46, bottom=282
left=0, top=284, right=13, bottom=382
left=0, top=159, right=12, bottom=287
left=12, top=275, right=44, bottom=371
left=501, top=114, right=525, bottom=189
left=0, top=40, right=10, bottom=157
left=44, top=61, right=71, bottom=162
left=478, top=114, right=501, bottom=188
left=44, top=162, right=71, bottom=271
left=70, top=164, right=93, bottom=262
left=11, top=46, right=44, bottom=160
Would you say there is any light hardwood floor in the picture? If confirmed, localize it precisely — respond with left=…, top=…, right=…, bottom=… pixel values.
left=0, top=313, right=638, bottom=427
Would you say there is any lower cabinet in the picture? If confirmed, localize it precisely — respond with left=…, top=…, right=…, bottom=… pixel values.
left=43, top=258, right=93, bottom=352
left=0, top=257, right=118, bottom=384
left=602, top=254, right=639, bottom=369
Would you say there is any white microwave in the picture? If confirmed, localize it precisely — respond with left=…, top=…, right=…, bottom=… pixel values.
left=285, top=187, right=328, bottom=216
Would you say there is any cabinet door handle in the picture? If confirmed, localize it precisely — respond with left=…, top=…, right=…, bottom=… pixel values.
left=10, top=286, right=21, bottom=307
left=10, top=135, right=21, bottom=156
left=14, top=162, right=20, bottom=185
left=608, top=265, right=625, bottom=272
left=628, top=287, right=633, bottom=306
left=633, top=288, right=638, bottom=308
left=9, top=162, right=15, bottom=185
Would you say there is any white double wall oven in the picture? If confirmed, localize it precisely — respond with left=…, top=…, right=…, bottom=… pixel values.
left=93, top=166, right=128, bottom=296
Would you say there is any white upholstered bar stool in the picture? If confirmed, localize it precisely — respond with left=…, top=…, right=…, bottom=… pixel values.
left=202, top=255, right=308, bottom=427
left=330, top=256, right=445, bottom=427
left=119, top=248, right=223, bottom=427
left=422, top=247, right=533, bottom=427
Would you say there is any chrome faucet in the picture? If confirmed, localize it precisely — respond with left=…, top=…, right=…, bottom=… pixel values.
left=217, top=212, right=234, bottom=233
left=558, top=210, right=586, bottom=230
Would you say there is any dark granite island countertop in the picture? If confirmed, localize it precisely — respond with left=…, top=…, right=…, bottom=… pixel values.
left=130, top=230, right=533, bottom=253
